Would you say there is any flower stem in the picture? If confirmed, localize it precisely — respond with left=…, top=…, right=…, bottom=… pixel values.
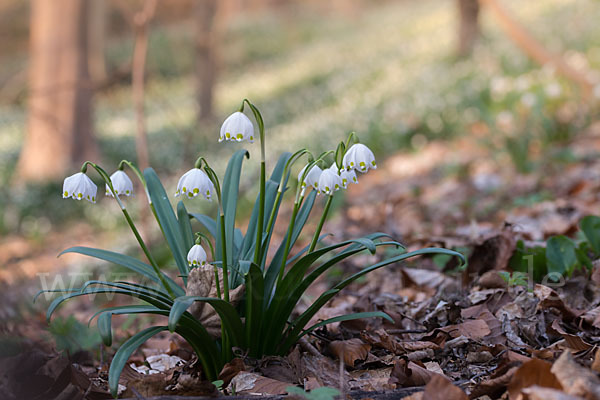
left=121, top=208, right=176, bottom=299
left=254, top=159, right=266, bottom=266
left=83, top=161, right=175, bottom=299
left=276, top=201, right=300, bottom=288
left=219, top=212, right=229, bottom=302
left=308, top=195, right=333, bottom=253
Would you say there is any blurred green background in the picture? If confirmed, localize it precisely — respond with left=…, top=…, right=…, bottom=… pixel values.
left=0, top=0, right=598, bottom=259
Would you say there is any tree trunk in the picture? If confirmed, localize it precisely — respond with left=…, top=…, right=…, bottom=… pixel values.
left=457, top=0, right=480, bottom=57
left=17, top=0, right=96, bottom=183
left=88, top=0, right=107, bottom=83
left=480, top=0, right=593, bottom=99
left=195, top=0, right=219, bottom=123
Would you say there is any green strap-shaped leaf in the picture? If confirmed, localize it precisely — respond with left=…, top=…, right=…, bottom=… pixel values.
left=263, top=190, right=317, bottom=302
left=267, top=240, right=401, bottom=350
left=581, top=216, right=600, bottom=255
left=277, top=289, right=339, bottom=354
left=46, top=287, right=171, bottom=322
left=189, top=213, right=217, bottom=239
left=240, top=153, right=291, bottom=263
left=144, top=167, right=188, bottom=286
left=245, top=264, right=264, bottom=357
left=219, top=149, right=250, bottom=278
left=109, top=326, right=169, bottom=396
left=280, top=248, right=464, bottom=354
left=168, top=296, right=245, bottom=347
left=299, top=311, right=393, bottom=339
left=177, top=201, right=195, bottom=253
left=97, top=312, right=113, bottom=346
left=59, top=246, right=184, bottom=297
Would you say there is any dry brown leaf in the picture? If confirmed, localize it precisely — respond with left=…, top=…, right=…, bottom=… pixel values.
left=388, top=358, right=445, bottom=388
left=465, top=227, right=516, bottom=281
left=461, top=304, right=505, bottom=344
left=470, top=366, right=519, bottom=399
left=228, top=372, right=291, bottom=395
left=534, top=285, right=580, bottom=321
left=218, top=358, right=246, bottom=387
left=425, top=319, right=491, bottom=341
left=579, top=305, right=600, bottom=329
left=507, top=358, right=562, bottom=400
left=551, top=351, right=600, bottom=399
left=520, top=385, right=583, bottom=400
left=592, top=348, right=600, bottom=374
left=329, top=338, right=371, bottom=367
left=186, top=264, right=245, bottom=338
left=549, top=320, right=593, bottom=352
left=422, top=375, right=467, bottom=400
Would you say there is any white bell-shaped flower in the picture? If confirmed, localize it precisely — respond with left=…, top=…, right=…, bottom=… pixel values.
left=342, top=143, right=377, bottom=173
left=106, top=170, right=134, bottom=197
left=298, top=164, right=322, bottom=196
left=219, top=111, right=254, bottom=143
left=187, top=244, right=208, bottom=267
left=174, top=168, right=215, bottom=200
left=328, top=163, right=358, bottom=189
left=62, top=172, right=97, bottom=203
left=317, top=168, right=342, bottom=196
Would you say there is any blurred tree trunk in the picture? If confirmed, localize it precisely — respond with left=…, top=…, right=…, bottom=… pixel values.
left=480, top=0, right=593, bottom=99
left=457, top=0, right=479, bottom=57
left=17, top=0, right=96, bottom=182
left=88, top=0, right=107, bottom=83
left=195, top=0, right=219, bottom=123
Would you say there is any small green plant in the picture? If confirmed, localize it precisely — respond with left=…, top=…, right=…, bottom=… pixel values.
left=38, top=99, right=463, bottom=397
left=510, top=215, right=600, bottom=281
left=498, top=271, right=529, bottom=288
left=286, top=386, right=341, bottom=400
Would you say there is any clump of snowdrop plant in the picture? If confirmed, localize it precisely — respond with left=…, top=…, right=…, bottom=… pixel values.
left=40, top=99, right=464, bottom=397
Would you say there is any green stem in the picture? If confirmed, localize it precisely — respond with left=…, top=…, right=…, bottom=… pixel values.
left=276, top=201, right=300, bottom=288
left=308, top=195, right=333, bottom=253
left=121, top=208, right=175, bottom=298
left=219, top=213, right=229, bottom=302
left=254, top=154, right=266, bottom=267
left=82, top=161, right=176, bottom=299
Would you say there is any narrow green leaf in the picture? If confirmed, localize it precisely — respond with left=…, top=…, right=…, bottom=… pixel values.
left=109, top=326, right=168, bottom=397
left=144, top=168, right=188, bottom=285
left=280, top=247, right=464, bottom=353
left=220, top=149, right=250, bottom=278
left=299, top=311, right=393, bottom=339
left=59, top=246, right=184, bottom=297
left=245, top=264, right=264, bottom=356
left=168, top=296, right=245, bottom=347
left=189, top=213, right=217, bottom=239
left=177, top=201, right=195, bottom=252
left=97, top=312, right=112, bottom=346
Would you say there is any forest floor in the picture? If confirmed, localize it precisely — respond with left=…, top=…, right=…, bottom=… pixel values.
left=2, top=123, right=600, bottom=399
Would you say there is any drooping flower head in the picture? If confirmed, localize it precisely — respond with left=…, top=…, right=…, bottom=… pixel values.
left=175, top=168, right=215, bottom=201
left=342, top=143, right=377, bottom=173
left=187, top=244, right=207, bottom=267
left=62, top=172, right=97, bottom=203
left=219, top=111, right=254, bottom=143
left=298, top=164, right=322, bottom=196
left=328, top=163, right=358, bottom=189
left=106, top=170, right=134, bottom=197
left=317, top=168, right=342, bottom=196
